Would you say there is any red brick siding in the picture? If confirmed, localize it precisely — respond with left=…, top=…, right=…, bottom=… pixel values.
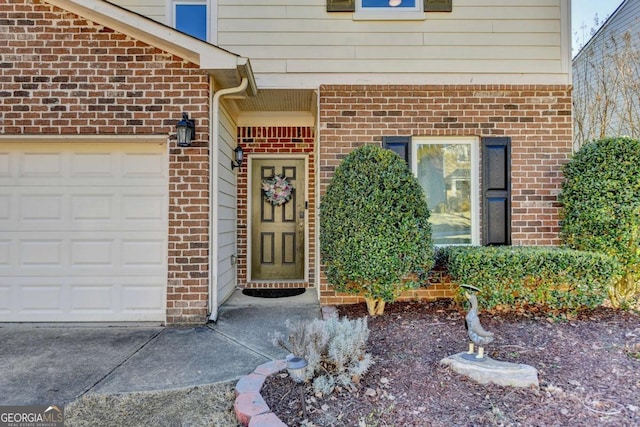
left=1, top=0, right=211, bottom=324
left=319, top=84, right=572, bottom=305
left=237, top=126, right=316, bottom=289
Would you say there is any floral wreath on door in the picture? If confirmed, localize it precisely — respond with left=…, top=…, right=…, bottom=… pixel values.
left=262, top=174, right=294, bottom=206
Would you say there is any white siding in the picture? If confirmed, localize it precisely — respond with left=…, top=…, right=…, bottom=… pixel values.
left=109, top=0, right=166, bottom=24
left=217, top=102, right=239, bottom=305
left=108, top=0, right=571, bottom=86
left=217, top=0, right=570, bottom=86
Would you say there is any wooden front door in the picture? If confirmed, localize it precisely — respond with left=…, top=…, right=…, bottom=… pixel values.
left=251, top=158, right=306, bottom=280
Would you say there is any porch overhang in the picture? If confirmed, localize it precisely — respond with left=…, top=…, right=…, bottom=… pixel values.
left=234, top=89, right=318, bottom=127
left=44, top=0, right=258, bottom=96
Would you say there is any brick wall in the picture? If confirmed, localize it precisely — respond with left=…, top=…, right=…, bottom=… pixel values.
left=1, top=0, right=211, bottom=324
left=319, top=84, right=573, bottom=305
left=237, top=126, right=316, bottom=289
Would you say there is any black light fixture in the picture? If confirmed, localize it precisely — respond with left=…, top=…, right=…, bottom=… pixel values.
left=231, top=145, right=244, bottom=169
left=176, top=112, right=195, bottom=147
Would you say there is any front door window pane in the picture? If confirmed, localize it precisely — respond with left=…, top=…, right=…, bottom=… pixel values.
left=416, top=143, right=472, bottom=245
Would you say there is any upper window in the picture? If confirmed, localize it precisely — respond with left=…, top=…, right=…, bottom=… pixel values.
left=360, top=0, right=420, bottom=12
left=173, top=1, right=208, bottom=41
left=413, top=137, right=480, bottom=246
left=327, top=0, right=452, bottom=13
left=355, top=0, right=423, bottom=19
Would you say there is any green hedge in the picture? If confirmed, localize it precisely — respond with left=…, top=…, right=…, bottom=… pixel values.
left=439, top=246, right=619, bottom=311
left=320, top=145, right=434, bottom=315
left=559, top=137, right=640, bottom=307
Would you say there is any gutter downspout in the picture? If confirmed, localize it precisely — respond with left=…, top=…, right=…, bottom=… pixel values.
left=208, top=77, right=249, bottom=322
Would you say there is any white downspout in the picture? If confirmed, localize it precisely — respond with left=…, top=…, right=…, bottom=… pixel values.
left=208, top=77, right=249, bottom=322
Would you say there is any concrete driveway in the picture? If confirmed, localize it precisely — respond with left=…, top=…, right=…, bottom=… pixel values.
left=0, top=289, right=321, bottom=406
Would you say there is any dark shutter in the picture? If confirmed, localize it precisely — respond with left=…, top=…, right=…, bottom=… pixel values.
left=482, top=137, right=511, bottom=246
left=424, top=0, right=452, bottom=12
left=327, top=0, right=354, bottom=12
left=383, top=136, right=411, bottom=166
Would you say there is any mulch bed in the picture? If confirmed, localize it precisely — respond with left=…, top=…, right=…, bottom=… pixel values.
left=261, top=300, right=640, bottom=426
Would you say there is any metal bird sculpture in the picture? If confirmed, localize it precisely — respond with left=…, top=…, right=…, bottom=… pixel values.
left=462, top=285, right=494, bottom=359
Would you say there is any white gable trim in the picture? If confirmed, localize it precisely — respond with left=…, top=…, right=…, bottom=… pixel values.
left=44, top=0, right=256, bottom=94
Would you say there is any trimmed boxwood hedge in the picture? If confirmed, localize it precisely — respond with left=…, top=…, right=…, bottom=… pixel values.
left=439, top=246, right=619, bottom=311
left=320, top=145, right=434, bottom=315
left=559, top=137, right=640, bottom=307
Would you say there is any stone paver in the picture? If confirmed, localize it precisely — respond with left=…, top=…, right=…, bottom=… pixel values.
left=254, top=360, right=286, bottom=377
left=234, top=392, right=271, bottom=426
left=234, top=362, right=288, bottom=426
left=235, top=373, right=267, bottom=395
left=441, top=352, right=539, bottom=388
left=249, top=412, right=288, bottom=427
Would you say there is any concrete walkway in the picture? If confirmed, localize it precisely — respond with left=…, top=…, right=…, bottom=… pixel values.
left=0, top=289, right=321, bottom=406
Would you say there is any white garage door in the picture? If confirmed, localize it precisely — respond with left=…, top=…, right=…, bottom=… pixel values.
left=0, top=142, right=168, bottom=322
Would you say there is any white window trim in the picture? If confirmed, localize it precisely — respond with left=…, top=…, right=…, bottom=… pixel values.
left=354, top=0, right=425, bottom=21
left=167, top=0, right=213, bottom=43
left=412, top=136, right=480, bottom=246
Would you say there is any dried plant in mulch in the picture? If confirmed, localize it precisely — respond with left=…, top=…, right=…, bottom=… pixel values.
left=261, top=300, right=640, bottom=427
left=272, top=317, right=373, bottom=397
left=66, top=382, right=240, bottom=427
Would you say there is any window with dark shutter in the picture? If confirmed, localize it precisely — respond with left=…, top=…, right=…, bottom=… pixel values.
left=327, top=0, right=452, bottom=13
left=409, top=136, right=480, bottom=245
left=482, top=137, right=511, bottom=246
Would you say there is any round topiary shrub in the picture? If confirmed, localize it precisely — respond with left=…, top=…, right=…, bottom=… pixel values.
left=319, top=144, right=434, bottom=315
left=559, top=137, right=640, bottom=307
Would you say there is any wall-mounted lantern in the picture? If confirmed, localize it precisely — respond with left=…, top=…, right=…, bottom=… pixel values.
left=176, top=112, right=195, bottom=147
left=231, top=145, right=244, bottom=169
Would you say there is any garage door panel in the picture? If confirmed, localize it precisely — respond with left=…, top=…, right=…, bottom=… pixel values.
left=0, top=240, right=10, bottom=267
left=20, top=240, right=64, bottom=266
left=122, top=152, right=166, bottom=178
left=0, top=194, right=10, bottom=220
left=0, top=142, right=168, bottom=322
left=71, top=285, right=113, bottom=312
left=21, top=152, right=64, bottom=177
left=122, top=240, right=165, bottom=267
left=1, top=278, right=166, bottom=322
left=0, top=145, right=166, bottom=186
left=122, top=195, right=165, bottom=222
left=71, top=152, right=114, bottom=176
left=0, top=284, right=11, bottom=313
left=2, top=234, right=165, bottom=276
left=2, top=190, right=166, bottom=231
left=21, top=194, right=65, bottom=221
left=0, top=152, right=9, bottom=176
left=0, top=276, right=165, bottom=322
left=72, top=195, right=114, bottom=221
left=71, top=240, right=114, bottom=266
left=121, top=283, right=165, bottom=312
left=19, top=283, right=64, bottom=312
